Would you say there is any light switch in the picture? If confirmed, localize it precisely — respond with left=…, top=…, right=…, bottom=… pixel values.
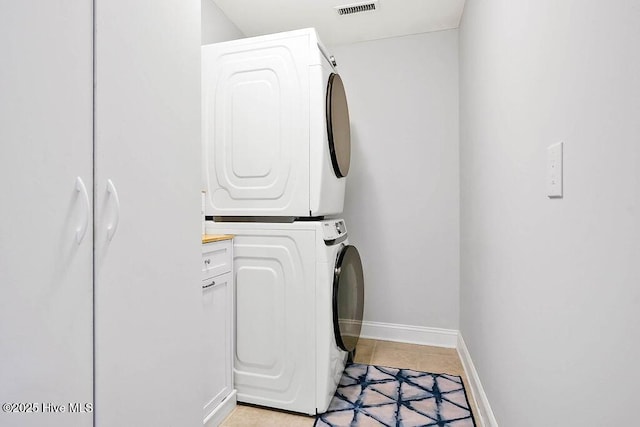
left=547, top=141, right=563, bottom=198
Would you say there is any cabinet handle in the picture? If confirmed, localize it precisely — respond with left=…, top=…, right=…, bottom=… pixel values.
left=75, top=177, right=90, bottom=244
left=106, top=179, right=120, bottom=241
left=202, top=280, right=216, bottom=289
left=204, top=259, right=211, bottom=265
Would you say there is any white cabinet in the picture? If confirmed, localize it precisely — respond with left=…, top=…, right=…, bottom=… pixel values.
left=93, top=1, right=201, bottom=426
left=202, top=239, right=236, bottom=426
left=0, top=2, right=93, bottom=426
left=1, top=1, right=202, bottom=426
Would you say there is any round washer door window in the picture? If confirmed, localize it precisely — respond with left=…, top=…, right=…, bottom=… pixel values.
left=326, top=73, right=351, bottom=178
left=333, top=245, right=364, bottom=352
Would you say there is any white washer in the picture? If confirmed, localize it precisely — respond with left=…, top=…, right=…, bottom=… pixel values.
left=202, top=28, right=351, bottom=218
left=205, top=219, right=364, bottom=415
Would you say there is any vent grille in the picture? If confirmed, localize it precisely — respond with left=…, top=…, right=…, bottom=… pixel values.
left=335, top=1, right=378, bottom=16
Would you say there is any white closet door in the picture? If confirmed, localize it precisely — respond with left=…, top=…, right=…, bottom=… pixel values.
left=0, top=2, right=93, bottom=427
left=93, top=1, right=202, bottom=426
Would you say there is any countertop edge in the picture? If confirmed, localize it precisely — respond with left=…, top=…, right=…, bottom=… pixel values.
left=202, top=234, right=234, bottom=244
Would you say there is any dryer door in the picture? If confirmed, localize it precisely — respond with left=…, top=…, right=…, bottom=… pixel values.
left=333, top=245, right=364, bottom=352
left=326, top=73, right=351, bottom=178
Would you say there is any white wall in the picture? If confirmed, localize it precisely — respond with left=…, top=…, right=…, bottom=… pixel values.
left=459, top=1, right=640, bottom=425
left=332, top=30, right=460, bottom=331
left=201, top=0, right=244, bottom=44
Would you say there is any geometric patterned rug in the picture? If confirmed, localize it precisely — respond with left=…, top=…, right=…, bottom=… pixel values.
left=314, top=363, right=476, bottom=427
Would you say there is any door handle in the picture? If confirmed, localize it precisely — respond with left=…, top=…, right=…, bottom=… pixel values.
left=75, top=177, right=90, bottom=244
left=106, top=179, right=120, bottom=241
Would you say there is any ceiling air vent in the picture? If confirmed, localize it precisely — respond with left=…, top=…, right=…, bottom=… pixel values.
left=335, top=1, right=378, bottom=16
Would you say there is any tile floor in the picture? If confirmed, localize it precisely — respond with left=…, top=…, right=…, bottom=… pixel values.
left=221, top=339, right=480, bottom=426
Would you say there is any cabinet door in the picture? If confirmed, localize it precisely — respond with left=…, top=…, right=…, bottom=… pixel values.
left=93, top=1, right=202, bottom=426
left=0, top=2, right=93, bottom=426
left=203, top=271, right=233, bottom=419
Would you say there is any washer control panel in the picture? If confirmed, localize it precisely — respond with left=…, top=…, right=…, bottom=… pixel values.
left=322, top=219, right=347, bottom=242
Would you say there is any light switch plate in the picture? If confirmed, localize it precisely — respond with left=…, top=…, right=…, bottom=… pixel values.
left=547, top=141, right=563, bottom=198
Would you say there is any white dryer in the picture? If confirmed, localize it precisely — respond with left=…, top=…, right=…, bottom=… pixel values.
left=202, top=28, right=351, bottom=218
left=205, top=219, right=364, bottom=415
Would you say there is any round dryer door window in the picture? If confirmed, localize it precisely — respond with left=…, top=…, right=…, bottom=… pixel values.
left=333, top=245, right=364, bottom=352
left=326, top=73, right=351, bottom=178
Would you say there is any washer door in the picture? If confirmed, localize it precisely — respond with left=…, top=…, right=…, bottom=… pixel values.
left=326, top=73, right=351, bottom=178
left=333, top=245, right=364, bottom=352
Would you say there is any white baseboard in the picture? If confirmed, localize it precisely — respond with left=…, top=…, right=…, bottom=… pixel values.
left=204, top=390, right=237, bottom=427
left=457, top=334, right=498, bottom=427
left=359, top=321, right=458, bottom=348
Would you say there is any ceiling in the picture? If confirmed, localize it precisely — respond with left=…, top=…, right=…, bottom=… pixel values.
left=212, top=0, right=466, bottom=46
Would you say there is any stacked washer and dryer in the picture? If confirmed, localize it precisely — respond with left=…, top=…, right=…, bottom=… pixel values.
left=202, top=29, right=365, bottom=416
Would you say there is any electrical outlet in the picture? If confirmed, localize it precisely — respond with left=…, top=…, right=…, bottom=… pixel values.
left=547, top=141, right=563, bottom=198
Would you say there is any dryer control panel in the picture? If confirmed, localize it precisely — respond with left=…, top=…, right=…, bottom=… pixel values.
left=322, top=219, right=347, bottom=244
